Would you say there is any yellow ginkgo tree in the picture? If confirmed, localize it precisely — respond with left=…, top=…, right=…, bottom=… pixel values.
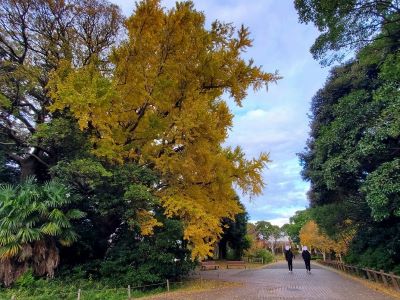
left=48, top=0, right=278, bottom=258
left=300, top=220, right=334, bottom=261
left=300, top=220, right=354, bottom=261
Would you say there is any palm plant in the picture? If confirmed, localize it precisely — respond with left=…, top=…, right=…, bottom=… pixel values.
left=0, top=178, right=85, bottom=286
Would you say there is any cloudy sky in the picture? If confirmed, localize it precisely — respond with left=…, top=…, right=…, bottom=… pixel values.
left=112, top=0, right=330, bottom=226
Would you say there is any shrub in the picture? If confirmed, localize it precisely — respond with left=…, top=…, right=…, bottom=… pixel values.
left=0, top=178, right=84, bottom=286
left=65, top=218, right=196, bottom=287
left=253, top=249, right=274, bottom=264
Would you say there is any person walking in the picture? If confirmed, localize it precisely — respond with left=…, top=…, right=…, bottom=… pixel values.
left=302, top=246, right=311, bottom=273
left=284, top=245, right=294, bottom=273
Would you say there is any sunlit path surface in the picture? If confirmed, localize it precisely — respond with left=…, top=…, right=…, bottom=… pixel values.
left=148, top=260, right=394, bottom=299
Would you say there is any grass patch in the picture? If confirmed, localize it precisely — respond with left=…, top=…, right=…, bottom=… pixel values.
left=143, top=279, right=241, bottom=299
left=0, top=277, right=239, bottom=300
left=0, top=279, right=169, bottom=300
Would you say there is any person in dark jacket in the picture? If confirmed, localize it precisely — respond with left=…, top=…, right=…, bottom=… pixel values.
left=284, top=245, right=294, bottom=273
left=302, top=246, right=311, bottom=273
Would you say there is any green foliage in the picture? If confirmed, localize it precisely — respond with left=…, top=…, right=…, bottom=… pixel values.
left=14, top=269, right=36, bottom=288
left=294, top=0, right=400, bottom=65
left=247, top=249, right=274, bottom=264
left=284, top=209, right=312, bottom=243
left=299, top=20, right=400, bottom=272
left=32, top=117, right=91, bottom=163
left=54, top=161, right=161, bottom=267
left=0, top=276, right=165, bottom=300
left=218, top=200, right=250, bottom=260
left=362, top=159, right=400, bottom=221
left=310, top=203, right=355, bottom=237
left=345, top=221, right=400, bottom=273
left=50, top=158, right=112, bottom=192
left=0, top=178, right=84, bottom=285
left=76, top=218, right=196, bottom=287
left=255, top=221, right=280, bottom=239
left=0, top=178, right=83, bottom=256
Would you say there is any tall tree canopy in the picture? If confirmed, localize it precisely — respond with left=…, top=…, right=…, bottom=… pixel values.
left=295, top=0, right=400, bottom=64
left=299, top=21, right=400, bottom=271
left=49, top=0, right=277, bottom=257
left=0, top=0, right=122, bottom=180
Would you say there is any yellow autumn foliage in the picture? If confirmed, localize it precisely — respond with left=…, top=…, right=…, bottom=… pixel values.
left=136, top=210, right=163, bottom=236
left=300, top=220, right=334, bottom=254
left=300, top=220, right=355, bottom=257
left=48, top=0, right=278, bottom=257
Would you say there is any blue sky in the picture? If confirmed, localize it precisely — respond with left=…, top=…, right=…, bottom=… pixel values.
left=111, top=0, right=330, bottom=226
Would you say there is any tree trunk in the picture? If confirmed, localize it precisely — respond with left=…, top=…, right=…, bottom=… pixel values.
left=322, top=251, right=326, bottom=261
left=17, top=151, right=50, bottom=182
left=218, top=240, right=227, bottom=260
left=20, top=156, right=38, bottom=180
left=0, top=258, right=28, bottom=287
left=32, top=239, right=59, bottom=278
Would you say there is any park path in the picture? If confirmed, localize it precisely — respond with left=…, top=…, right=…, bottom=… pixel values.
left=147, top=260, right=396, bottom=300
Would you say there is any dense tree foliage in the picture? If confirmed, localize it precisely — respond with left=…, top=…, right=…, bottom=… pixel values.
left=218, top=200, right=250, bottom=260
left=295, top=0, right=400, bottom=64
left=0, top=0, right=122, bottom=180
left=254, top=221, right=281, bottom=254
left=0, top=0, right=273, bottom=286
left=283, top=210, right=311, bottom=244
left=300, top=219, right=352, bottom=261
left=0, top=179, right=84, bottom=286
left=92, top=218, right=195, bottom=286
left=49, top=0, right=276, bottom=257
left=299, top=19, right=400, bottom=271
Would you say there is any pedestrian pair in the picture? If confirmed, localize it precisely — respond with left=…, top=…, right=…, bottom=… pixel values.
left=284, top=245, right=311, bottom=273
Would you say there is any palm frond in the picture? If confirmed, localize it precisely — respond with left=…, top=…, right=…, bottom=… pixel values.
left=58, top=230, right=79, bottom=246
left=0, top=184, right=15, bottom=203
left=0, top=243, right=22, bottom=259
left=65, top=209, right=86, bottom=220
left=0, top=231, right=17, bottom=246
left=40, top=222, right=61, bottom=236
left=16, top=228, right=42, bottom=243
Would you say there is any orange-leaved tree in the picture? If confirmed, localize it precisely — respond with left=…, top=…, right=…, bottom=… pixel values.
left=48, top=0, right=278, bottom=258
left=332, top=220, right=357, bottom=261
left=300, top=220, right=335, bottom=261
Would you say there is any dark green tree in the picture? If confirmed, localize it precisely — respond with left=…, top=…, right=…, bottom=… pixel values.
left=218, top=201, right=250, bottom=260
left=299, top=26, right=400, bottom=270
left=284, top=209, right=312, bottom=243
left=295, top=0, right=400, bottom=64
left=96, top=217, right=195, bottom=286
left=255, top=221, right=281, bottom=254
left=0, top=0, right=121, bottom=180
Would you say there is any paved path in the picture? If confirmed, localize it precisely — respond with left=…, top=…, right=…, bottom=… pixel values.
left=148, top=260, right=396, bottom=299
